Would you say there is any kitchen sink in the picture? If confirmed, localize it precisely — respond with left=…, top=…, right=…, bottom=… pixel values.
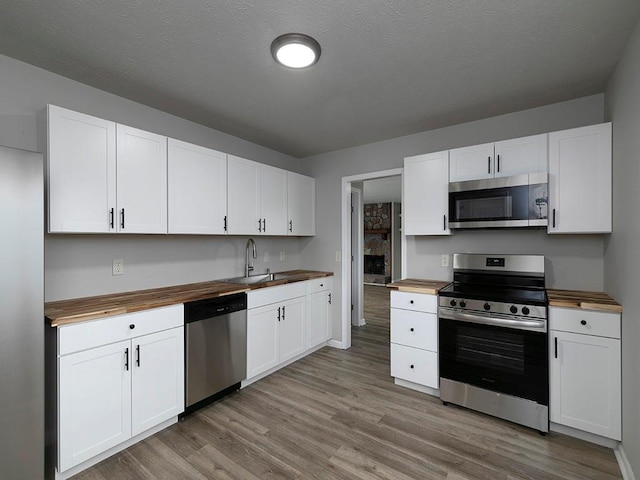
left=220, top=272, right=293, bottom=285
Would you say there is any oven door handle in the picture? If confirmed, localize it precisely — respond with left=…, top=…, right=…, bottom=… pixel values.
left=439, top=309, right=546, bottom=332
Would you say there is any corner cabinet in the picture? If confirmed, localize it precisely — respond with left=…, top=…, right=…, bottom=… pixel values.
left=390, top=291, right=439, bottom=394
left=227, top=155, right=288, bottom=235
left=549, top=307, right=621, bottom=440
left=55, top=305, right=184, bottom=479
left=43, top=105, right=168, bottom=234
left=403, top=151, right=451, bottom=235
left=167, top=139, right=228, bottom=234
left=548, top=123, right=612, bottom=234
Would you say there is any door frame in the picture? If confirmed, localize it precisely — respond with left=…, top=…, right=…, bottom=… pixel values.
left=340, top=168, right=405, bottom=349
left=351, top=187, right=364, bottom=327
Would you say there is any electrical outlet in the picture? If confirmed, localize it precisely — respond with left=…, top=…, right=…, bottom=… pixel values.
left=441, top=254, right=449, bottom=267
left=264, top=252, right=270, bottom=263
left=112, top=258, right=124, bottom=276
left=280, top=251, right=285, bottom=261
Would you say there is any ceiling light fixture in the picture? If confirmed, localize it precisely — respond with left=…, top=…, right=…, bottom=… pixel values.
left=271, top=33, right=321, bottom=69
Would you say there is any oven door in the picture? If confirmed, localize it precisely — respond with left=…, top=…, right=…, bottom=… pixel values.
left=439, top=316, right=548, bottom=405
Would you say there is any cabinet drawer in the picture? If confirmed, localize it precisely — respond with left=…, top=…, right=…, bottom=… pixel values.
left=58, top=304, right=184, bottom=355
left=390, top=309, right=437, bottom=351
left=390, top=344, right=438, bottom=389
left=307, top=277, right=332, bottom=295
left=390, top=291, right=437, bottom=313
left=248, top=281, right=306, bottom=309
left=549, top=307, right=620, bottom=339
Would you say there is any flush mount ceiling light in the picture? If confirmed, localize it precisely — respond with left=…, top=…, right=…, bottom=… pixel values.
left=271, top=33, right=321, bottom=69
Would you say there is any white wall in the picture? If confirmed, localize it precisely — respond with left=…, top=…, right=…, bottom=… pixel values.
left=300, top=94, right=606, bottom=343
left=0, top=54, right=302, bottom=301
left=604, top=16, right=640, bottom=477
left=363, top=176, right=402, bottom=203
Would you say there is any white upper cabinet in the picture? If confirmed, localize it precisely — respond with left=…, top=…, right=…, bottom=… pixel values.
left=494, top=134, right=548, bottom=178
left=548, top=123, right=612, bottom=234
left=260, top=165, right=288, bottom=235
left=116, top=125, right=168, bottom=234
left=403, top=151, right=452, bottom=235
left=167, top=139, right=227, bottom=234
left=46, top=105, right=117, bottom=233
left=449, top=142, right=495, bottom=182
left=227, top=155, right=288, bottom=235
left=449, top=134, right=547, bottom=182
left=287, top=172, right=316, bottom=236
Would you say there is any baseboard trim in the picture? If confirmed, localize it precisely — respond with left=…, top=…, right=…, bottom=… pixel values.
left=615, top=445, right=637, bottom=480
left=394, top=378, right=440, bottom=398
left=328, top=339, right=347, bottom=349
left=550, top=422, right=618, bottom=449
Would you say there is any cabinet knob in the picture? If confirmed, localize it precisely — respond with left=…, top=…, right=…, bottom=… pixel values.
left=410, top=328, right=415, bottom=332
left=410, top=364, right=414, bottom=369
left=580, top=320, right=587, bottom=326
left=129, top=324, right=135, bottom=330
left=410, top=300, right=414, bottom=304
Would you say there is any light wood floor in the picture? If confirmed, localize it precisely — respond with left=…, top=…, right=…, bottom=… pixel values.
left=74, top=285, right=622, bottom=479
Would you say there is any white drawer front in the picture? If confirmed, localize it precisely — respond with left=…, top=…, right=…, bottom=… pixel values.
left=248, top=282, right=306, bottom=309
left=390, top=291, right=437, bottom=313
left=390, top=343, right=438, bottom=389
left=307, top=277, right=332, bottom=295
left=549, top=307, right=620, bottom=339
left=58, top=304, right=184, bottom=355
left=391, top=309, right=437, bottom=351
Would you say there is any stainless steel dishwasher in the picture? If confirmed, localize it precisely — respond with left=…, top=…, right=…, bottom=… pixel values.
left=183, top=292, right=247, bottom=415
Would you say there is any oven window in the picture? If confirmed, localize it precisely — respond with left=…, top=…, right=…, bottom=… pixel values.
left=449, top=185, right=529, bottom=223
left=457, top=326, right=524, bottom=374
left=439, top=318, right=548, bottom=405
left=455, top=195, right=512, bottom=221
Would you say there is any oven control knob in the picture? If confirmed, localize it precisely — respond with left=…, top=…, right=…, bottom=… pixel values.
left=459, top=300, right=467, bottom=308
left=522, top=307, right=530, bottom=315
left=449, top=299, right=457, bottom=307
left=483, top=303, right=491, bottom=311
left=510, top=305, right=518, bottom=314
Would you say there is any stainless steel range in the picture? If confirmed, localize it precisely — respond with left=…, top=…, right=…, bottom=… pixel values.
left=438, top=253, right=549, bottom=433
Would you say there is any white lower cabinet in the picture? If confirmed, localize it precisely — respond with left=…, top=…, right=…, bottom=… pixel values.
left=56, top=305, right=184, bottom=477
left=306, top=277, right=332, bottom=348
left=390, top=291, right=439, bottom=391
left=246, top=283, right=307, bottom=380
left=549, top=307, right=621, bottom=441
left=245, top=277, right=333, bottom=383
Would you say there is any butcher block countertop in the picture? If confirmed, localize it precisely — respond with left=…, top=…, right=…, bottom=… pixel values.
left=547, top=289, right=622, bottom=313
left=386, top=278, right=451, bottom=295
left=45, top=270, right=333, bottom=327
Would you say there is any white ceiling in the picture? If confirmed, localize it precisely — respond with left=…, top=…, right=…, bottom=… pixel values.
left=1, top=1, right=638, bottom=158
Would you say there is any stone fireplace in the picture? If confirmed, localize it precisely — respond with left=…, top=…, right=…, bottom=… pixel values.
left=363, top=203, right=392, bottom=284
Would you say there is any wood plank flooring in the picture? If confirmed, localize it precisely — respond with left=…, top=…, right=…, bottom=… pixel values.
left=73, top=285, right=622, bottom=479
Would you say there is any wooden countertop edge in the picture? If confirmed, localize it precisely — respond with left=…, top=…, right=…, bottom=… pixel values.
left=46, top=271, right=333, bottom=326
left=386, top=279, right=451, bottom=295
left=547, top=288, right=622, bottom=313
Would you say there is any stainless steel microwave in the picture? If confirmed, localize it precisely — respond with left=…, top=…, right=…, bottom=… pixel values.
left=448, top=173, right=548, bottom=229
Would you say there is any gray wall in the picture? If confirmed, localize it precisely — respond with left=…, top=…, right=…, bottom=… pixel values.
left=0, top=54, right=302, bottom=301
left=604, top=16, right=640, bottom=476
left=300, top=94, right=606, bottom=343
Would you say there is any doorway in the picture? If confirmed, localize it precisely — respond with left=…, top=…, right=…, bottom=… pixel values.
left=340, top=168, right=405, bottom=350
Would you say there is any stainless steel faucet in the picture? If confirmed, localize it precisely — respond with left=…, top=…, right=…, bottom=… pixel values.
left=245, top=238, right=257, bottom=277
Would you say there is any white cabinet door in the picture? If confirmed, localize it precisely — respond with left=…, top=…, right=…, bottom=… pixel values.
left=131, top=327, right=184, bottom=436
left=390, top=343, right=439, bottom=389
left=279, top=296, right=306, bottom=363
left=307, top=290, right=330, bottom=348
left=47, top=105, right=116, bottom=233
left=287, top=172, right=316, bottom=236
left=403, top=151, right=451, bottom=235
left=116, top=125, right=168, bottom=234
left=550, top=330, right=621, bottom=440
left=167, top=139, right=227, bottom=234
left=58, top=340, right=131, bottom=471
left=246, top=304, right=279, bottom=378
left=548, top=123, right=612, bottom=234
left=449, top=143, right=494, bottom=182
left=494, top=134, right=547, bottom=178
left=260, top=165, right=288, bottom=235
left=227, top=155, right=260, bottom=235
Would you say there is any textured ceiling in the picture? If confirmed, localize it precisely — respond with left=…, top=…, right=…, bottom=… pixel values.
left=0, top=1, right=639, bottom=158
